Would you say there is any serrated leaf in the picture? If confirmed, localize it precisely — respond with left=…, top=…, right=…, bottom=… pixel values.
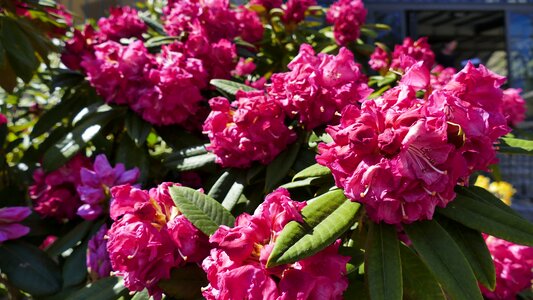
left=46, top=221, right=92, bottom=257
left=67, top=276, right=126, bottom=300
left=292, top=163, right=331, bottom=181
left=265, top=142, right=300, bottom=192
left=365, top=222, right=402, bottom=300
left=169, top=186, right=235, bottom=236
left=436, top=216, right=495, bottom=290
left=43, top=110, right=119, bottom=171
left=0, top=241, right=62, bottom=296
left=159, top=265, right=207, bottom=299
left=267, top=189, right=360, bottom=267
left=400, top=245, right=445, bottom=300
left=210, top=79, right=256, bottom=95
left=404, top=220, right=483, bottom=300
left=125, top=112, right=152, bottom=146
left=437, top=190, right=533, bottom=246
left=499, top=137, right=533, bottom=155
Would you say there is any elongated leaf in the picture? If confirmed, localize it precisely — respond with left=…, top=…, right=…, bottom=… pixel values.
left=267, top=189, right=360, bottom=267
left=221, top=181, right=245, bottom=211
left=210, top=79, right=256, bottom=95
left=131, top=289, right=150, bottom=300
left=0, top=241, right=62, bottom=296
left=31, top=90, right=80, bottom=138
left=292, top=163, right=331, bottom=181
left=68, top=276, right=126, bottom=300
left=165, top=152, right=216, bottom=171
left=400, top=245, right=445, bottom=300
left=159, top=265, right=207, bottom=299
left=62, top=243, right=88, bottom=287
left=125, top=112, right=152, bottom=146
left=365, top=222, right=402, bottom=300
left=43, top=110, right=118, bottom=171
left=169, top=186, right=235, bottom=236
left=265, top=142, right=300, bottom=192
left=458, top=185, right=519, bottom=216
left=499, top=137, right=533, bottom=155
left=46, top=221, right=92, bottom=257
left=437, top=192, right=533, bottom=246
left=0, top=17, right=39, bottom=82
left=404, top=220, right=483, bottom=300
left=280, top=176, right=319, bottom=189
left=436, top=216, right=495, bottom=290
left=208, top=170, right=238, bottom=201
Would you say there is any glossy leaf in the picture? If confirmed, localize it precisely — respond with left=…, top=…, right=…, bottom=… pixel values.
left=365, top=222, right=402, bottom=300
left=46, top=220, right=92, bottom=257
left=499, top=137, right=533, bottom=155
left=164, top=145, right=216, bottom=172
left=400, top=245, right=445, bottom=300
left=221, top=180, right=245, bottom=211
left=210, top=79, right=256, bottom=95
left=158, top=265, right=207, bottom=299
left=436, top=216, right=495, bottom=290
left=292, top=163, right=331, bottom=181
left=208, top=170, right=239, bottom=201
left=125, top=112, right=152, bottom=146
left=68, top=276, right=126, bottom=300
left=0, top=16, right=39, bottom=82
left=265, top=142, right=300, bottom=192
left=169, top=186, right=235, bottom=236
left=438, top=190, right=533, bottom=246
left=62, top=243, right=88, bottom=288
left=404, top=220, right=483, bottom=300
left=267, top=189, right=360, bottom=267
left=0, top=241, right=62, bottom=296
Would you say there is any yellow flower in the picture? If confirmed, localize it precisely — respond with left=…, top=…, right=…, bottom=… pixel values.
left=474, top=175, right=515, bottom=206
left=474, top=175, right=490, bottom=190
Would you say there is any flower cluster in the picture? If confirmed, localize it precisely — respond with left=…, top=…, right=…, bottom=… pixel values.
left=502, top=88, right=526, bottom=127
left=268, top=44, right=371, bottom=129
left=202, top=188, right=349, bottom=299
left=77, top=154, right=139, bottom=220
left=318, top=62, right=510, bottom=224
left=203, top=90, right=297, bottom=168
left=430, top=65, right=456, bottom=90
left=370, top=37, right=435, bottom=72
left=481, top=235, right=533, bottom=299
left=106, top=183, right=209, bottom=299
left=87, top=225, right=112, bottom=280
left=97, top=6, right=147, bottom=41
left=29, top=155, right=92, bottom=221
left=326, top=0, right=367, bottom=46
left=0, top=207, right=32, bottom=243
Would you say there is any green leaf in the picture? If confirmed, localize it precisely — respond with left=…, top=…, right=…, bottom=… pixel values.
left=265, top=142, right=300, bottom=192
left=131, top=289, right=151, bottom=300
left=499, top=137, right=533, bottom=155
left=292, top=163, right=331, bottom=181
left=404, top=220, right=483, bottom=300
left=458, top=185, right=519, bottom=216
left=221, top=180, right=245, bottom=211
left=68, top=276, right=127, bottom=300
left=158, top=265, right=207, bottom=300
left=46, top=221, right=92, bottom=257
left=280, top=176, right=321, bottom=189
left=400, top=245, right=445, bottom=300
left=125, top=112, right=152, bottom=147
left=436, top=216, right=495, bottom=290
left=43, top=109, right=119, bottom=171
left=0, top=17, right=39, bottom=82
left=210, top=79, right=256, bottom=95
left=267, top=189, right=360, bottom=267
left=62, top=243, right=88, bottom=288
left=437, top=189, right=533, bottom=246
left=0, top=241, right=62, bottom=296
left=365, top=222, right=402, bottom=300
left=169, top=186, right=235, bottom=236
left=208, top=170, right=239, bottom=201
left=138, top=13, right=165, bottom=35
left=115, top=134, right=150, bottom=183
left=164, top=145, right=216, bottom=172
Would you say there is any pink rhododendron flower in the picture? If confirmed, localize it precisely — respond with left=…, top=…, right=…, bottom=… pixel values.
left=390, top=37, right=435, bottom=71
left=87, top=225, right=112, bottom=280
left=30, top=155, right=92, bottom=221
left=39, top=235, right=57, bottom=250
left=107, top=183, right=209, bottom=299
left=0, top=207, right=31, bottom=243
left=369, top=45, right=390, bottom=72
left=268, top=44, right=371, bottom=129
left=235, top=7, right=264, bottom=43
left=77, top=154, right=139, bottom=220
left=282, top=0, right=316, bottom=24
left=317, top=62, right=509, bottom=224
left=249, top=0, right=282, bottom=10
left=481, top=235, right=533, bottom=300
left=232, top=58, right=256, bottom=77
left=502, top=88, right=526, bottom=127
left=202, top=188, right=349, bottom=300
left=203, top=90, right=297, bottom=168
left=326, top=0, right=367, bottom=46
left=430, top=65, right=456, bottom=90
left=0, top=113, right=7, bottom=125
left=61, top=25, right=103, bottom=70
left=97, top=6, right=147, bottom=41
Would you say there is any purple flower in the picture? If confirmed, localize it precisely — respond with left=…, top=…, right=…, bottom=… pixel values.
left=77, top=154, right=140, bottom=220
left=0, top=207, right=32, bottom=243
left=87, top=225, right=112, bottom=280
